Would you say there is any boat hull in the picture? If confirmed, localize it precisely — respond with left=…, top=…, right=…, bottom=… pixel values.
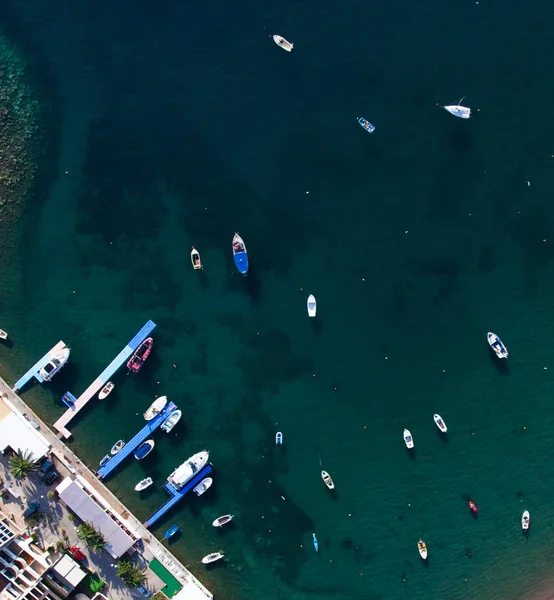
left=275, top=432, right=283, bottom=445
left=522, top=511, right=530, bottom=530
left=403, top=429, right=414, bottom=448
left=191, top=247, right=202, bottom=270
left=232, top=233, right=249, bottom=276
left=321, top=470, right=335, bottom=490
left=444, top=105, right=471, bottom=119
left=134, top=440, right=155, bottom=460
left=418, top=540, right=428, bottom=559
left=307, top=295, right=317, bottom=317
left=144, top=396, right=168, bottom=421
left=164, top=525, right=180, bottom=539
left=193, top=477, right=213, bottom=496
left=161, top=409, right=182, bottom=433
left=358, top=117, right=375, bottom=133
left=202, top=552, right=224, bottom=564
left=127, top=337, right=153, bottom=372
left=433, top=414, right=447, bottom=433
left=212, top=514, right=233, bottom=527
left=110, top=440, right=125, bottom=455
left=312, top=533, right=319, bottom=552
left=168, top=451, right=210, bottom=489
left=272, top=35, right=293, bottom=51
left=487, top=332, right=508, bottom=359
left=135, top=477, right=153, bottom=491
left=98, top=382, right=114, bottom=400
left=39, top=347, right=70, bottom=382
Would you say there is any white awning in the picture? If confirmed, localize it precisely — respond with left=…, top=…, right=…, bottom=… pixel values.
left=0, top=412, right=50, bottom=461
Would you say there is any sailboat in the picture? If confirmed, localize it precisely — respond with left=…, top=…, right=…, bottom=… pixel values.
left=439, top=98, right=471, bottom=119
left=232, top=233, right=248, bottom=276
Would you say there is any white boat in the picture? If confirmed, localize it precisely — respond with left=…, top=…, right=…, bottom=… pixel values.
left=307, top=295, right=316, bottom=317
left=272, top=35, right=293, bottom=52
left=212, top=514, right=233, bottom=528
left=39, top=346, right=70, bottom=382
left=144, top=396, right=168, bottom=420
left=488, top=332, right=508, bottom=359
left=441, top=103, right=471, bottom=119
left=191, top=246, right=202, bottom=270
left=193, top=477, right=213, bottom=496
left=202, top=552, right=224, bottom=564
left=321, top=470, right=335, bottom=490
left=161, top=409, right=182, bottom=433
left=275, top=432, right=283, bottom=445
left=0, top=329, right=8, bottom=340
left=98, top=382, right=114, bottom=400
left=168, top=451, right=210, bottom=490
left=418, top=539, right=428, bottom=559
left=522, top=510, right=530, bottom=530
left=403, top=429, right=414, bottom=449
left=433, top=414, right=447, bottom=433
left=134, top=477, right=153, bottom=491
left=110, top=440, right=125, bottom=455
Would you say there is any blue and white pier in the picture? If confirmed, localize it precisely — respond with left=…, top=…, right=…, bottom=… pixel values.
left=53, top=320, right=156, bottom=439
left=12, top=341, right=69, bottom=392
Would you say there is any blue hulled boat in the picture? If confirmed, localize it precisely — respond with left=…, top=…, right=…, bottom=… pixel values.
left=164, top=524, right=179, bottom=539
left=358, top=117, right=375, bottom=133
left=134, top=439, right=155, bottom=460
left=312, top=533, right=319, bottom=552
left=232, top=233, right=248, bottom=276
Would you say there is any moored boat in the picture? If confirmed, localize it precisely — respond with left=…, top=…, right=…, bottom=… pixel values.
left=168, top=451, right=210, bottom=490
left=433, top=414, right=447, bottom=433
left=469, top=501, right=479, bottom=514
left=134, top=439, right=155, bottom=460
left=312, top=533, right=319, bottom=552
left=403, top=429, right=414, bottom=449
left=98, top=382, right=114, bottom=400
left=39, top=346, right=70, bottom=382
left=193, top=477, right=213, bottom=496
left=110, top=440, right=125, bottom=455
left=441, top=103, right=471, bottom=119
left=144, top=396, right=168, bottom=421
left=321, top=470, right=335, bottom=490
left=487, top=332, right=508, bottom=359
left=99, top=454, right=110, bottom=467
left=135, top=477, right=153, bottom=491
left=164, top=525, right=180, bottom=539
left=0, top=329, right=8, bottom=340
left=202, top=552, right=224, bottom=564
left=212, top=514, right=233, bottom=528
left=418, top=539, right=428, bottom=559
left=522, top=510, right=530, bottom=530
left=307, top=295, right=316, bottom=317
left=127, top=337, right=153, bottom=372
left=272, top=34, right=293, bottom=52
left=275, top=432, right=283, bottom=445
left=191, top=247, right=202, bottom=270
left=232, top=233, right=248, bottom=276
left=161, top=409, right=182, bottom=433
left=358, top=117, right=375, bottom=133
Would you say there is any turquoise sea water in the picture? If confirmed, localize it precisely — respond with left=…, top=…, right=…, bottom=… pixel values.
left=3, top=0, right=554, bottom=598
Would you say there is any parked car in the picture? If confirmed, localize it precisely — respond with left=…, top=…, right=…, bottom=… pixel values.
left=69, top=546, right=86, bottom=561
left=137, top=586, right=151, bottom=598
left=23, top=501, right=40, bottom=519
left=38, top=459, right=54, bottom=479
left=44, top=470, right=60, bottom=486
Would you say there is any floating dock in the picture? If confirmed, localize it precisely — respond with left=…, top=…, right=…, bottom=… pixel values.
left=12, top=341, right=68, bottom=392
left=97, top=401, right=177, bottom=479
left=144, top=464, right=213, bottom=529
left=53, top=320, right=157, bottom=439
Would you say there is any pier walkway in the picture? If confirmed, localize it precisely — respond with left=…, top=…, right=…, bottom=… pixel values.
left=97, top=401, right=176, bottom=480
left=144, top=464, right=213, bottom=528
left=13, top=341, right=68, bottom=391
left=53, top=320, right=156, bottom=439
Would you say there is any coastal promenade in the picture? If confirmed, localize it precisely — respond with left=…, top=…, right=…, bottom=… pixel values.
left=0, top=375, right=213, bottom=600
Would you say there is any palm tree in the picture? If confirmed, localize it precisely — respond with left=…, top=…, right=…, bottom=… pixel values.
left=8, top=449, right=39, bottom=479
left=77, top=522, right=106, bottom=552
left=116, top=559, right=146, bottom=588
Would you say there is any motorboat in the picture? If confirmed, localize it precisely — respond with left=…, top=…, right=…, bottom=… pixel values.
left=403, top=429, right=414, bottom=449
left=191, top=247, right=202, bottom=270
left=202, top=552, right=224, bottom=564
left=193, top=477, right=213, bottom=496
left=39, top=346, right=70, bottom=382
left=441, top=103, right=471, bottom=119
left=144, top=396, right=168, bottom=421
left=433, top=414, right=447, bottom=433
left=164, top=525, right=180, bottom=539
left=127, top=337, right=153, bottom=372
left=99, top=454, right=110, bottom=467
left=321, top=470, right=335, bottom=490
left=161, top=409, right=182, bottom=433
left=167, top=451, right=210, bottom=490
left=232, top=233, right=248, bottom=276
left=358, top=117, right=375, bottom=133
left=522, top=510, right=530, bottom=530
left=307, top=295, right=316, bottom=317
left=134, top=477, right=153, bottom=491
left=110, top=440, right=125, bottom=455
left=275, top=432, right=283, bottom=445
left=312, top=533, right=319, bottom=552
left=0, top=330, right=8, bottom=340
left=272, top=35, right=293, bottom=52
left=469, top=501, right=479, bottom=514
left=98, top=382, right=114, bottom=400
left=134, top=440, right=155, bottom=460
left=488, top=332, right=508, bottom=359
left=212, top=514, right=233, bottom=528
left=418, top=539, right=428, bottom=560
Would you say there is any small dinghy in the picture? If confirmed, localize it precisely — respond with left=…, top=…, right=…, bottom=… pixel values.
left=127, top=337, right=153, bottom=372
left=488, top=332, right=508, bottom=359
left=232, top=233, right=248, bottom=276
left=135, top=477, right=153, bottom=491
left=212, top=514, right=234, bottom=528
left=144, top=396, right=168, bottom=420
left=358, top=117, right=375, bottom=133
left=98, top=382, right=114, bottom=400
left=110, top=440, right=125, bottom=455
left=307, top=295, right=316, bottom=317
left=312, top=533, right=319, bottom=552
left=99, top=454, right=110, bottom=467
left=433, top=414, right=447, bottom=433
left=522, top=510, right=530, bottom=530
left=0, top=329, right=8, bottom=340
left=403, top=429, right=414, bottom=449
left=193, top=477, right=213, bottom=496
left=164, top=525, right=180, bottom=539
left=418, top=539, right=428, bottom=560
left=275, top=432, right=283, bottom=445
left=469, top=501, right=479, bottom=514
left=191, top=246, right=202, bottom=270
left=321, top=470, right=335, bottom=490
left=272, top=34, right=293, bottom=52
left=202, top=552, right=224, bottom=564
left=134, top=440, right=155, bottom=460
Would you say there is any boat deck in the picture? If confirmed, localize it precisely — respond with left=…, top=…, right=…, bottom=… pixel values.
left=12, top=341, right=68, bottom=391
left=96, top=401, right=176, bottom=479
left=53, top=320, right=156, bottom=439
left=143, top=464, right=213, bottom=528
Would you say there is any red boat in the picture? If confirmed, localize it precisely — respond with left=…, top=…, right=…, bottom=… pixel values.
left=469, top=501, right=479, bottom=513
left=127, top=337, right=153, bottom=373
